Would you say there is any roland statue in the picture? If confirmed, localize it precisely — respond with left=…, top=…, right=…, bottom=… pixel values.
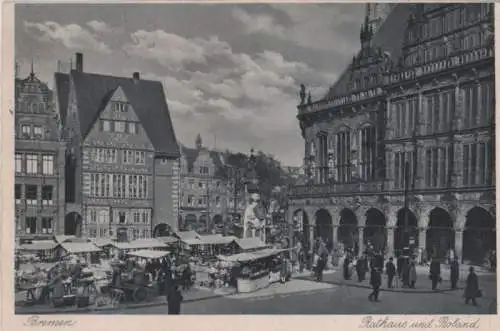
left=242, top=183, right=267, bottom=241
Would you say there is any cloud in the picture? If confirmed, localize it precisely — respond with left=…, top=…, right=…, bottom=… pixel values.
left=24, top=21, right=112, bottom=54
left=232, top=5, right=364, bottom=53
left=86, top=20, right=123, bottom=34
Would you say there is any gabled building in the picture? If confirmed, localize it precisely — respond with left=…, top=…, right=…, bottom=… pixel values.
left=54, top=53, right=180, bottom=241
left=290, top=4, right=495, bottom=264
left=14, top=63, right=66, bottom=242
left=179, top=135, right=245, bottom=234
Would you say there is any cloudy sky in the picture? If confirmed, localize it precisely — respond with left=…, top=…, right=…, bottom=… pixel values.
left=16, top=3, right=365, bottom=166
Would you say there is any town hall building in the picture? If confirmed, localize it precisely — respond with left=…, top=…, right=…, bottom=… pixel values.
left=289, top=3, right=495, bottom=264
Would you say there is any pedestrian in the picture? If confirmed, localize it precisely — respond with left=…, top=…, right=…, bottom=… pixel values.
left=396, top=253, right=404, bottom=278
left=167, top=284, right=183, bottom=314
left=401, top=258, right=410, bottom=288
left=356, top=256, right=366, bottom=282
left=409, top=261, right=417, bottom=288
left=464, top=266, right=480, bottom=306
left=450, top=256, right=460, bottom=290
left=368, top=267, right=381, bottom=302
left=343, top=255, right=351, bottom=280
left=385, top=257, right=396, bottom=288
left=429, top=257, right=441, bottom=291
left=489, top=250, right=496, bottom=272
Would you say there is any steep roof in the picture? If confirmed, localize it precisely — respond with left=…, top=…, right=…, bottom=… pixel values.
left=63, top=70, right=180, bottom=157
left=323, top=4, right=414, bottom=100
left=180, top=144, right=226, bottom=174
left=54, top=73, right=70, bottom=126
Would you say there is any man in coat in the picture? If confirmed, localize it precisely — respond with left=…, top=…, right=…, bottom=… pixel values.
left=385, top=257, right=396, bottom=288
left=356, top=256, right=366, bottom=282
left=429, top=258, right=441, bottom=291
left=167, top=284, right=183, bottom=314
left=343, top=255, right=351, bottom=280
left=368, top=267, right=382, bottom=302
left=464, top=266, right=480, bottom=306
left=450, top=256, right=460, bottom=290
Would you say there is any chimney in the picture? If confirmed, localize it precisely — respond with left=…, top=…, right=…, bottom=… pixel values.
left=75, top=52, right=83, bottom=72
left=133, top=72, right=140, bottom=81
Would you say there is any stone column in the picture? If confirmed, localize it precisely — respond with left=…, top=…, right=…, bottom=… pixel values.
left=358, top=226, right=364, bottom=256
left=309, top=225, right=315, bottom=269
left=386, top=227, right=395, bottom=258
left=418, top=227, right=427, bottom=255
left=455, top=229, right=464, bottom=263
left=332, top=224, right=338, bottom=245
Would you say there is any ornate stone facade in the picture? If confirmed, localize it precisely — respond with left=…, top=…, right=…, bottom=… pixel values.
left=289, top=4, right=495, bottom=264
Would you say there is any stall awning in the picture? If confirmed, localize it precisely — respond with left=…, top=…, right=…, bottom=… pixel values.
left=174, top=230, right=200, bottom=242
left=155, top=236, right=179, bottom=244
left=197, top=235, right=237, bottom=245
left=217, top=248, right=286, bottom=263
left=128, top=238, right=168, bottom=249
left=54, top=235, right=77, bottom=244
left=92, top=238, right=114, bottom=247
left=234, top=238, right=269, bottom=250
left=60, top=242, right=101, bottom=254
left=18, top=241, right=59, bottom=251
left=127, top=249, right=171, bottom=259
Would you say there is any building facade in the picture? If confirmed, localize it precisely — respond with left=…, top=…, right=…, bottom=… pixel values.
left=179, top=135, right=245, bottom=234
left=14, top=64, right=66, bottom=242
left=54, top=53, right=180, bottom=241
left=290, top=4, right=495, bottom=264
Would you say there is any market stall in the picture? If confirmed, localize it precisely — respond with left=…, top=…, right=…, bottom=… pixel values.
left=184, top=235, right=236, bottom=259
left=232, top=237, right=270, bottom=253
left=217, top=248, right=287, bottom=293
left=55, top=242, right=102, bottom=265
left=17, top=240, right=60, bottom=262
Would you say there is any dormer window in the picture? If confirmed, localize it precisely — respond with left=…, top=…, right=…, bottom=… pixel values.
left=115, top=121, right=126, bottom=133
left=112, top=102, right=128, bottom=112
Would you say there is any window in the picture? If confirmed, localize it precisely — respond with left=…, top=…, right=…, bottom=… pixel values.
left=135, top=151, right=146, bottom=164
left=42, top=185, right=53, bottom=205
left=88, top=208, right=97, bottom=224
left=42, top=155, right=54, bottom=175
left=123, top=150, right=134, bottom=164
left=25, top=217, right=37, bottom=234
left=128, top=122, right=137, bottom=134
left=336, top=131, right=351, bottom=183
left=188, top=195, right=194, bottom=206
left=426, top=94, right=441, bottom=134
left=115, top=121, right=126, bottom=133
left=142, top=210, right=150, bottom=224
left=463, top=84, right=479, bottom=129
left=198, top=182, right=204, bottom=188
left=198, top=197, right=204, bottom=206
left=424, top=147, right=449, bottom=188
left=359, top=126, right=377, bottom=181
left=440, top=91, right=455, bottom=132
left=33, top=126, right=43, bottom=138
left=112, top=102, right=128, bottom=112
left=15, top=184, right=21, bottom=204
left=200, top=166, right=209, bottom=175
left=90, top=173, right=148, bottom=199
left=463, top=142, right=490, bottom=186
left=102, top=120, right=111, bottom=132
left=41, top=217, right=53, bottom=234
left=188, top=179, right=194, bottom=188
left=215, top=196, right=220, bottom=206
left=89, top=228, right=97, bottom=238
left=26, top=154, right=38, bottom=174
left=119, top=212, right=126, bottom=224
left=25, top=185, right=37, bottom=205
left=98, top=228, right=107, bottom=237
left=99, top=209, right=109, bottom=225
left=479, top=81, right=493, bottom=127
left=133, top=210, right=141, bottom=223
left=21, top=125, right=31, bottom=138
left=394, top=151, right=415, bottom=189
left=160, top=159, right=168, bottom=165
left=15, top=153, right=22, bottom=173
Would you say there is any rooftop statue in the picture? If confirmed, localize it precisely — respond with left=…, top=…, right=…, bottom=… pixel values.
left=299, top=84, right=306, bottom=105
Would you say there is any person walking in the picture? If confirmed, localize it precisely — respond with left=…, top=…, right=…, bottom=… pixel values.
left=368, top=267, right=382, bottom=302
left=429, top=258, right=441, bottom=291
left=385, top=257, right=396, bottom=288
left=343, top=255, right=351, bottom=280
left=356, top=256, right=366, bottom=282
left=409, top=261, right=417, bottom=288
left=464, top=266, right=480, bottom=306
left=401, top=258, right=410, bottom=288
left=167, top=284, right=183, bottom=314
left=450, top=256, right=460, bottom=290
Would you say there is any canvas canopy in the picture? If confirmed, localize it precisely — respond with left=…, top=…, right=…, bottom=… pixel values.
left=155, top=236, right=179, bottom=244
left=174, top=230, right=200, bottom=242
left=234, top=238, right=269, bottom=250
left=60, top=242, right=101, bottom=254
left=217, top=248, right=286, bottom=263
left=127, top=249, right=170, bottom=259
left=18, top=240, right=58, bottom=251
left=128, top=238, right=167, bottom=249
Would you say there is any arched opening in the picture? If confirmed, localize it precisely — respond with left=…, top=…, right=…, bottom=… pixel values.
left=213, top=214, right=223, bottom=233
left=64, top=212, right=82, bottom=236
left=394, top=208, right=418, bottom=254
left=364, top=208, right=387, bottom=253
left=314, top=209, right=332, bottom=249
left=337, top=208, right=358, bottom=253
left=293, top=209, right=310, bottom=251
left=463, top=207, right=496, bottom=265
left=153, top=223, right=173, bottom=237
left=199, top=215, right=208, bottom=234
left=426, top=208, right=454, bottom=259
left=184, top=214, right=197, bottom=231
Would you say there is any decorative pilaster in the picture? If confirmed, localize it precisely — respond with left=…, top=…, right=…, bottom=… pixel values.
left=386, top=227, right=395, bottom=258
left=454, top=85, right=464, bottom=130
left=358, top=226, right=364, bottom=255
left=455, top=229, right=463, bottom=262
left=452, top=141, right=464, bottom=187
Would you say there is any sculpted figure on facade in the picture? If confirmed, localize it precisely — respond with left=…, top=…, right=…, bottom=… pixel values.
left=299, top=84, right=306, bottom=105
left=242, top=186, right=267, bottom=241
